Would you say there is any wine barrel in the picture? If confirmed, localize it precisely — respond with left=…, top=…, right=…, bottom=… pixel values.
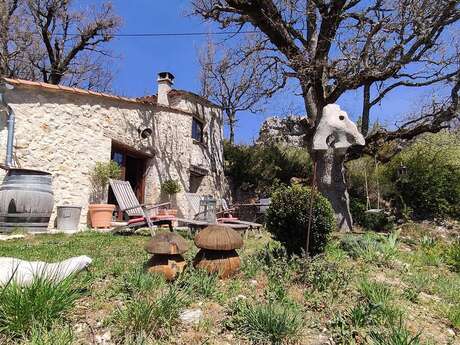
left=0, top=168, right=54, bottom=232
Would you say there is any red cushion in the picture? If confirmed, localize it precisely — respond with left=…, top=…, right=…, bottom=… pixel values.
left=218, top=217, right=239, bottom=223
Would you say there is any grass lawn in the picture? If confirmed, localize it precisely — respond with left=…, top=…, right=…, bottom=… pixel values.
left=0, top=223, right=459, bottom=345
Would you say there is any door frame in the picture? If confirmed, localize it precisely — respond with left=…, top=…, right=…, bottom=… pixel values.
left=110, top=141, right=152, bottom=203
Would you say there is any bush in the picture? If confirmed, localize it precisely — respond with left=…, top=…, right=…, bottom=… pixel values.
left=90, top=160, right=121, bottom=203
left=361, top=210, right=395, bottom=232
left=266, top=184, right=335, bottom=256
left=160, top=179, right=181, bottom=196
left=224, top=141, right=312, bottom=198
left=0, top=276, right=81, bottom=339
left=385, top=131, right=460, bottom=220
left=443, top=238, right=460, bottom=273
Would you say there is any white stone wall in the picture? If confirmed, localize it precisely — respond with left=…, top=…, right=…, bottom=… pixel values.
left=0, top=85, right=226, bottom=229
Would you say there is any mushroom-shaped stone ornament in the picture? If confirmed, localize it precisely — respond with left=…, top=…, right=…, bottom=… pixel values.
left=193, top=225, right=243, bottom=278
left=145, top=232, right=189, bottom=281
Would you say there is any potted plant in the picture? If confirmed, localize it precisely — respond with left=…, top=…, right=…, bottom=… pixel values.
left=88, top=161, right=121, bottom=229
left=160, top=179, right=181, bottom=216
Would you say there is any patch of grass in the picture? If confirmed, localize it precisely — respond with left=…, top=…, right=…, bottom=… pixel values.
left=21, top=323, right=74, bottom=345
left=120, top=267, right=166, bottom=298
left=0, top=275, right=81, bottom=339
left=369, top=318, right=421, bottom=345
left=229, top=300, right=302, bottom=344
left=341, top=231, right=399, bottom=266
left=177, top=268, right=221, bottom=300
left=402, top=287, right=419, bottom=303
left=296, top=254, right=350, bottom=296
left=112, top=285, right=188, bottom=342
left=443, top=238, right=460, bottom=273
left=357, top=279, right=401, bottom=326
left=445, top=304, right=460, bottom=329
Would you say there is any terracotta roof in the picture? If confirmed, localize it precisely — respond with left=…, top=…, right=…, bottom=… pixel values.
left=138, top=89, right=221, bottom=108
left=3, top=77, right=144, bottom=104
left=3, top=77, right=221, bottom=109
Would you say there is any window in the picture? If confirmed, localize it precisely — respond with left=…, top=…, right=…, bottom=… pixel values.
left=192, top=118, right=203, bottom=142
left=189, top=173, right=203, bottom=193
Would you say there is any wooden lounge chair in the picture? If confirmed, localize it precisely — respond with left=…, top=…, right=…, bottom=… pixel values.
left=109, top=179, right=174, bottom=235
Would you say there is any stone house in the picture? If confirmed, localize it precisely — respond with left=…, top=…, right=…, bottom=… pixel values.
left=0, top=72, right=226, bottom=229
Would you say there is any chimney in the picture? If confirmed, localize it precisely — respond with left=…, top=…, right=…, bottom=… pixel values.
left=157, top=72, right=174, bottom=106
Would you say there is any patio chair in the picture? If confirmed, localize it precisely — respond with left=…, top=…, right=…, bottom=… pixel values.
left=109, top=179, right=174, bottom=235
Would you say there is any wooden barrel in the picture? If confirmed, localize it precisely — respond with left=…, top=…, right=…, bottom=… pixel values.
left=0, top=168, right=54, bottom=232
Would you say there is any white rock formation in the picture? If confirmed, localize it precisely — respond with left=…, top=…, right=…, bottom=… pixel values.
left=313, top=104, right=365, bottom=150
left=0, top=255, right=92, bottom=286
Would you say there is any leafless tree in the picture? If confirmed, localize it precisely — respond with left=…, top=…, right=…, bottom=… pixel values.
left=192, top=0, right=460, bottom=231
left=199, top=37, right=286, bottom=144
left=0, top=0, right=121, bottom=91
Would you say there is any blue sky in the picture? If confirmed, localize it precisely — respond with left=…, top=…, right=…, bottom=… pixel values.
left=81, top=0, right=446, bottom=144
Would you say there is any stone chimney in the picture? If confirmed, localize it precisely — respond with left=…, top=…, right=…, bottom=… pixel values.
left=157, top=72, right=174, bottom=106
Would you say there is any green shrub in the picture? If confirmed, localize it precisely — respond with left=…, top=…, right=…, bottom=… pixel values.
left=90, top=160, right=121, bottom=203
left=224, top=141, right=312, bottom=197
left=362, top=210, right=395, bottom=232
left=160, top=179, right=181, bottom=196
left=385, top=132, right=460, bottom=220
left=229, top=300, right=302, bottom=344
left=266, top=184, right=335, bottom=256
left=0, top=276, right=81, bottom=339
left=350, top=197, right=367, bottom=227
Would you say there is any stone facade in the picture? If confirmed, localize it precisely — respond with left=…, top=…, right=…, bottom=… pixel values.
left=0, top=77, right=226, bottom=229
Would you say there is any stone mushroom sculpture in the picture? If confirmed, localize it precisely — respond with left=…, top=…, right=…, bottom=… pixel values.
left=145, top=232, right=189, bottom=281
left=193, top=225, right=243, bottom=278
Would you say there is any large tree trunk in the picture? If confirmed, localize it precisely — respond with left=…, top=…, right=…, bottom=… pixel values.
left=314, top=149, right=353, bottom=232
left=228, top=112, right=236, bottom=144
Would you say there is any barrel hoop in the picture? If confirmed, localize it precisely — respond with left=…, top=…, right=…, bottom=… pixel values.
left=0, top=186, right=53, bottom=193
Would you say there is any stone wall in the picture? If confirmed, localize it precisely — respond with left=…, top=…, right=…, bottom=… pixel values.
left=0, top=84, right=225, bottom=230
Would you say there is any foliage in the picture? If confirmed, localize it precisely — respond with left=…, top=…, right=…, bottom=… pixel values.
left=0, top=275, right=81, bottom=339
left=385, top=132, right=460, bottom=220
left=369, top=319, right=421, bottom=345
left=443, top=238, right=460, bottom=273
left=229, top=300, right=302, bottom=345
left=176, top=268, right=221, bottom=300
left=112, top=285, right=188, bottom=342
left=224, top=141, right=312, bottom=198
left=361, top=210, right=395, bottom=232
left=161, top=179, right=181, bottom=196
left=295, top=254, right=350, bottom=295
left=266, top=184, right=335, bottom=255
left=90, top=160, right=121, bottom=203
left=340, top=231, right=400, bottom=266
left=21, top=324, right=74, bottom=345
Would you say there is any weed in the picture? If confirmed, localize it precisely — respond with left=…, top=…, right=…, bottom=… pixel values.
left=22, top=323, right=74, bottom=345
left=229, top=300, right=302, bottom=344
left=443, top=238, right=460, bottom=273
left=120, top=268, right=165, bottom=297
left=177, top=268, right=221, bottom=300
left=0, top=275, right=81, bottom=339
left=419, top=236, right=437, bottom=249
left=112, top=285, right=188, bottom=341
left=369, top=318, right=421, bottom=345
left=402, top=287, right=419, bottom=303
left=358, top=279, right=401, bottom=326
left=445, top=304, right=460, bottom=329
left=296, top=255, right=350, bottom=296
left=341, top=231, right=399, bottom=266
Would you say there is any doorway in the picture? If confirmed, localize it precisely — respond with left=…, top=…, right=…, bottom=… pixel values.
left=108, top=142, right=150, bottom=205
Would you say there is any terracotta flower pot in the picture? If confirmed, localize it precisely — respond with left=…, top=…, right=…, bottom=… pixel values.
left=88, top=204, right=115, bottom=229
